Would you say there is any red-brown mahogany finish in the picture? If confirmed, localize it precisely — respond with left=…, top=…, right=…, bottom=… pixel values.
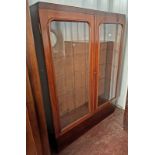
left=30, top=2, right=126, bottom=152
left=95, top=14, right=126, bottom=110
left=27, top=1, right=51, bottom=154
left=26, top=69, right=42, bottom=155
left=39, top=8, right=95, bottom=137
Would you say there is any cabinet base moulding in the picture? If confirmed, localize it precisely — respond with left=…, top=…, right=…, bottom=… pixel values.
left=54, top=102, right=115, bottom=152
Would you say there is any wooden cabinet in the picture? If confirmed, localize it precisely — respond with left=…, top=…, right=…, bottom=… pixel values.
left=30, top=2, right=125, bottom=151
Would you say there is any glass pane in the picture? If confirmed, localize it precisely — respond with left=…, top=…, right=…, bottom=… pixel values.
left=49, top=21, right=90, bottom=129
left=98, top=24, right=122, bottom=106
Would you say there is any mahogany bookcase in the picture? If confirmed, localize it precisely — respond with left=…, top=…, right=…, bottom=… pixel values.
left=30, top=2, right=125, bottom=151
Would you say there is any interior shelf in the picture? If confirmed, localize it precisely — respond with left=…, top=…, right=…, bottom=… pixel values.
left=60, top=103, right=88, bottom=129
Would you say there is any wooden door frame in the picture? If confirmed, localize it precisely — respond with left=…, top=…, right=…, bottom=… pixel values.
left=94, top=14, right=126, bottom=110
left=38, top=8, right=95, bottom=137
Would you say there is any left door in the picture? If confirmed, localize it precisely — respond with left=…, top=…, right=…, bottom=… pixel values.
left=39, top=9, right=95, bottom=136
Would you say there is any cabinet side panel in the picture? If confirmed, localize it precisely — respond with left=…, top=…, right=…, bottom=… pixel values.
left=30, top=4, right=56, bottom=147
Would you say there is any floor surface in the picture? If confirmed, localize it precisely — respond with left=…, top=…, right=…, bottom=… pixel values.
left=56, top=108, right=128, bottom=155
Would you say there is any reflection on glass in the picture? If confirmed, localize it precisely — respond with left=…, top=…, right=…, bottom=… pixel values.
left=98, top=24, right=122, bottom=106
left=50, top=21, right=90, bottom=129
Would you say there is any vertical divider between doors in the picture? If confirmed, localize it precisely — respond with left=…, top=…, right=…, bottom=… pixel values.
left=90, top=15, right=95, bottom=113
left=93, top=15, right=99, bottom=111
left=89, top=14, right=95, bottom=113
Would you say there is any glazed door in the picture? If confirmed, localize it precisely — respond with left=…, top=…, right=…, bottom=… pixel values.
left=95, top=15, right=125, bottom=108
left=39, top=9, right=94, bottom=135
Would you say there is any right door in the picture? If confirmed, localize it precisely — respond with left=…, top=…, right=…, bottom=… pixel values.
left=95, top=15, right=125, bottom=108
